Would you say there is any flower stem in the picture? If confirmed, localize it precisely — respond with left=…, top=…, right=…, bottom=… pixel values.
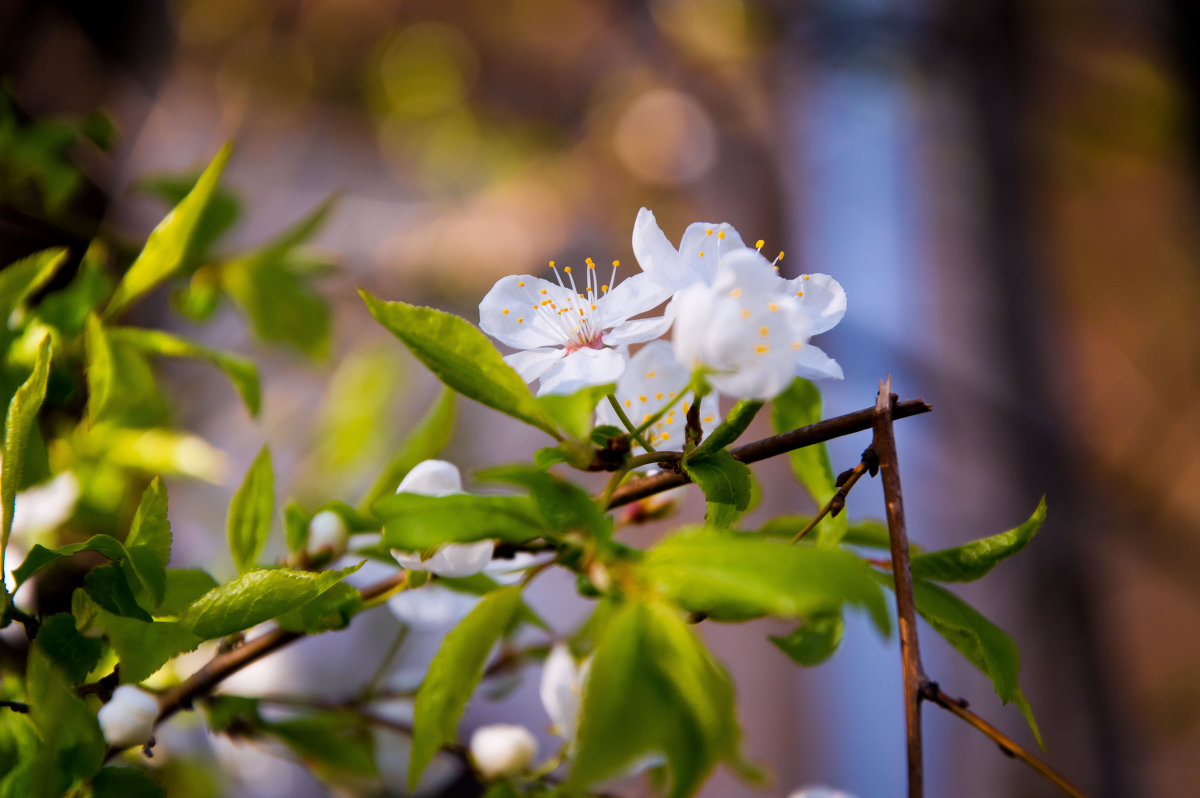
left=607, top=394, right=655, bottom=452
left=632, top=389, right=690, bottom=440
left=599, top=451, right=682, bottom=510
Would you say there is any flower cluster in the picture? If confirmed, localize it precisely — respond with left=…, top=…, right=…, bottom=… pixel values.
left=479, top=207, right=846, bottom=437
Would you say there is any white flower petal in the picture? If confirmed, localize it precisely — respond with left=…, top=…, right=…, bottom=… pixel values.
left=387, top=585, right=479, bottom=630
left=632, top=207, right=690, bottom=293
left=597, top=272, right=671, bottom=327
left=600, top=314, right=673, bottom=347
left=504, top=347, right=564, bottom=383
left=540, top=644, right=580, bottom=738
left=98, top=686, right=159, bottom=748
left=783, top=273, right=847, bottom=334
left=396, top=460, right=463, bottom=497
left=794, top=343, right=844, bottom=380
left=479, top=274, right=569, bottom=349
left=423, top=539, right=495, bottom=577
left=536, top=347, right=626, bottom=396
left=677, top=220, right=748, bottom=285
left=470, top=724, right=538, bottom=780
left=787, top=786, right=858, bottom=798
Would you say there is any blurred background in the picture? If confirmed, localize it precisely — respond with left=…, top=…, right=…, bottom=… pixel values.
left=3, top=0, right=1199, bottom=796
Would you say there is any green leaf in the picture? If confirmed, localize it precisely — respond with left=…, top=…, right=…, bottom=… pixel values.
left=438, top=573, right=551, bottom=633
left=93, top=767, right=164, bottom=798
left=264, top=712, right=376, bottom=778
left=10, top=534, right=130, bottom=593
left=571, top=600, right=742, bottom=798
left=910, top=498, right=1046, bottom=583
left=85, top=563, right=152, bottom=621
left=26, top=645, right=104, bottom=793
left=769, top=611, right=844, bottom=666
left=178, top=565, right=360, bottom=640
left=641, top=529, right=889, bottom=633
left=84, top=314, right=116, bottom=424
left=0, top=707, right=39, bottom=798
left=138, top=173, right=242, bottom=266
left=376, top=493, right=551, bottom=550
left=409, top=586, right=522, bottom=789
left=360, top=290, right=559, bottom=439
left=157, top=568, right=219, bottom=616
left=276, top=582, right=362, bottom=633
left=98, top=611, right=203, bottom=683
left=910, top=579, right=1042, bottom=746
left=227, top=447, right=273, bottom=574
left=125, top=478, right=171, bottom=566
left=694, top=399, right=763, bottom=455
left=770, top=377, right=846, bottom=545
left=283, top=501, right=309, bottom=554
left=105, top=144, right=232, bottom=319
left=34, top=248, right=114, bottom=338
left=0, top=248, right=68, bottom=321
left=360, top=387, right=455, bottom=509
left=476, top=464, right=609, bottom=538
left=109, top=327, right=261, bottom=417
left=1, top=334, right=52, bottom=607
left=535, top=383, right=614, bottom=441
left=682, top=450, right=752, bottom=528
left=36, top=613, right=103, bottom=685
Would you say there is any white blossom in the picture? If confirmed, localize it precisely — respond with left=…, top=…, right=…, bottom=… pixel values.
left=97, top=685, right=159, bottom=748
left=787, top=786, right=858, bottom=798
left=632, top=207, right=751, bottom=293
left=306, top=510, right=348, bottom=557
left=539, top=644, right=591, bottom=741
left=391, top=460, right=494, bottom=578
left=469, top=724, right=538, bottom=780
left=671, top=248, right=844, bottom=400
left=595, top=340, right=720, bottom=451
left=386, top=585, right=480, bottom=631
left=479, top=256, right=671, bottom=396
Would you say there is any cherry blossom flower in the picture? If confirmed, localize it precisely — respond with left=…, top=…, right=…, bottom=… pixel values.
left=469, top=724, right=538, bottom=780
left=595, top=340, right=720, bottom=451
left=479, top=258, right=671, bottom=395
left=671, top=248, right=844, bottom=400
left=306, top=510, right=348, bottom=557
left=539, top=644, right=591, bottom=741
left=98, top=685, right=159, bottom=748
left=632, top=207, right=748, bottom=292
left=390, top=460, right=495, bottom=578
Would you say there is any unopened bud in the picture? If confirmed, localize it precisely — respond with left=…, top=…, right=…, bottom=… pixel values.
left=97, top=685, right=159, bottom=748
left=306, top=510, right=348, bottom=557
left=469, top=724, right=537, bottom=780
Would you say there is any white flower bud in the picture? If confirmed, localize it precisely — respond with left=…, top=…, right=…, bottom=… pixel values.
left=97, top=685, right=159, bottom=748
left=787, top=786, right=858, bottom=798
left=396, top=460, right=463, bottom=497
left=469, top=724, right=537, bottom=780
left=306, top=510, right=348, bottom=556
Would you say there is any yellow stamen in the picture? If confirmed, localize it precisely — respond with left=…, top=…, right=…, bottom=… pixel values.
left=601, top=284, right=609, bottom=292
left=661, top=432, right=670, bottom=440
left=647, top=371, right=656, bottom=378
left=625, top=399, right=632, bottom=408
left=730, top=288, right=742, bottom=297
left=796, top=291, right=804, bottom=297
left=755, top=344, right=770, bottom=354
left=803, top=274, right=810, bottom=280
left=540, top=289, right=548, bottom=295
left=759, top=326, right=769, bottom=337
left=769, top=302, right=778, bottom=312
left=502, top=309, right=510, bottom=315
left=792, top=341, right=802, bottom=350
left=656, top=392, right=663, bottom=400
left=549, top=260, right=556, bottom=268
left=698, top=251, right=705, bottom=257
left=518, top=280, right=525, bottom=286
left=517, top=317, right=524, bottom=323
left=704, top=415, right=714, bottom=423
left=564, top=266, right=572, bottom=274
left=612, top=260, right=620, bottom=267
left=705, top=228, right=713, bottom=235
left=718, top=231, right=726, bottom=240
left=742, top=309, right=750, bottom=319
left=639, top=395, right=647, bottom=403
left=755, top=239, right=765, bottom=249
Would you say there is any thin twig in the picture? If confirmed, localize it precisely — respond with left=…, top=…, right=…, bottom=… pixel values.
left=921, top=683, right=1088, bottom=798
left=0, top=699, right=29, bottom=713
left=791, top=448, right=875, bottom=543
left=873, top=377, right=926, bottom=798
left=606, top=397, right=932, bottom=508
left=607, top=394, right=654, bottom=452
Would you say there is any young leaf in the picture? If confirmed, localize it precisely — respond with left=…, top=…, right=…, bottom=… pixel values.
left=681, top=450, right=752, bottom=528
left=97, top=611, right=203, bottom=683
left=109, top=327, right=261, bottom=417
left=125, top=477, right=172, bottom=567
left=26, top=645, right=105, bottom=791
left=768, top=611, right=845, bottom=666
left=178, top=565, right=360, bottom=640
left=375, top=493, right=551, bottom=550
left=910, top=579, right=1043, bottom=746
left=693, top=399, right=763, bottom=456
left=105, top=144, right=232, bottom=319
left=84, top=314, right=116, bottom=424
left=360, top=387, right=455, bottom=509
left=92, top=767, right=165, bottom=798
left=360, top=290, right=559, bottom=439
left=157, top=568, right=219, bottom=616
left=535, top=383, right=614, bottom=441
left=409, top=586, right=522, bottom=789
left=475, top=464, right=609, bottom=538
left=641, top=529, right=889, bottom=633
left=10, top=534, right=131, bottom=593
left=0, top=248, right=68, bottom=321
left=1, top=334, right=52, bottom=597
left=770, top=377, right=846, bottom=545
left=228, top=447, right=273, bottom=574
left=35, top=613, right=103, bottom=685
left=221, top=258, right=331, bottom=358
left=910, top=498, right=1046, bottom=583
left=84, top=563, right=151, bottom=621
left=34, top=248, right=114, bottom=337
left=275, top=582, right=362, bottom=633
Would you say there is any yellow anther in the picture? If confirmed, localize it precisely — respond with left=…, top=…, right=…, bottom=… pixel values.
left=625, top=399, right=632, bottom=408
left=759, top=326, right=769, bottom=337
left=718, top=231, right=726, bottom=240
left=796, top=291, right=804, bottom=297
left=755, top=239, right=765, bottom=249
left=803, top=274, right=810, bottom=280
left=755, top=344, right=770, bottom=354
left=661, top=432, right=670, bottom=440
left=601, top=285, right=609, bottom=292
left=502, top=309, right=510, bottom=315
left=639, top=395, right=647, bottom=403
left=518, top=280, right=525, bottom=286
left=647, top=371, right=656, bottom=378
left=643, top=413, right=651, bottom=422
left=549, top=260, right=556, bottom=267
left=683, top=402, right=690, bottom=411
left=769, top=302, right=779, bottom=312
left=564, top=266, right=572, bottom=274
left=591, top=304, right=596, bottom=310
left=612, top=260, right=620, bottom=267
left=705, top=228, right=713, bottom=235
left=588, top=262, right=595, bottom=269
left=668, top=392, right=675, bottom=398
left=704, top=415, right=714, bottom=423
left=742, top=309, right=750, bottom=319
left=656, top=392, right=663, bottom=400
left=778, top=251, right=786, bottom=260
left=517, top=317, right=524, bottom=323
left=698, top=251, right=705, bottom=257
left=730, top=287, right=742, bottom=297
left=792, top=341, right=802, bottom=350
left=579, top=308, right=585, bottom=316
left=540, top=289, right=548, bottom=295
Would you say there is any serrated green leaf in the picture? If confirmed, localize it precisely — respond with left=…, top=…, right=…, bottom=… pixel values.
left=84, top=314, right=116, bottom=424
left=769, top=611, right=844, bottom=666
left=0, top=248, right=68, bottom=321
left=93, top=767, right=164, bottom=798
left=27, top=645, right=104, bottom=794
left=694, top=399, right=762, bottom=455
left=360, top=388, right=455, bottom=509
left=360, top=290, right=559, bottom=439
left=34, top=249, right=114, bottom=338
left=376, top=493, right=551, bottom=550
left=138, top=173, right=242, bottom=267
left=409, top=586, right=522, bottom=789
left=9, top=534, right=130, bottom=593
left=109, top=327, right=261, bottom=417
left=105, top=145, right=232, bottom=319
left=85, top=563, right=152, bottom=621
left=476, top=464, right=609, bottom=538
left=910, top=499, right=1046, bottom=583
left=770, top=377, right=845, bottom=545
left=99, top=611, right=203, bottom=683
left=1, top=334, right=52, bottom=609
left=36, top=613, right=103, bottom=685
left=910, top=578, right=1042, bottom=746
left=682, top=450, right=752, bottom=528
left=157, top=568, right=219, bottom=616
left=228, top=447, right=273, bottom=574
left=571, top=600, right=743, bottom=798
left=642, top=529, right=889, bottom=633
left=125, top=478, right=171, bottom=566
left=535, top=383, right=614, bottom=441
left=276, top=582, right=362, bottom=633
left=178, top=564, right=360, bottom=640
left=265, top=711, right=376, bottom=778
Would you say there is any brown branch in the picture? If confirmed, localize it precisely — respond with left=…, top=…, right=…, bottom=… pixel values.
left=608, top=397, right=932, bottom=509
left=921, top=683, right=1088, bottom=798
left=873, top=378, right=927, bottom=798
left=791, top=447, right=876, bottom=543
